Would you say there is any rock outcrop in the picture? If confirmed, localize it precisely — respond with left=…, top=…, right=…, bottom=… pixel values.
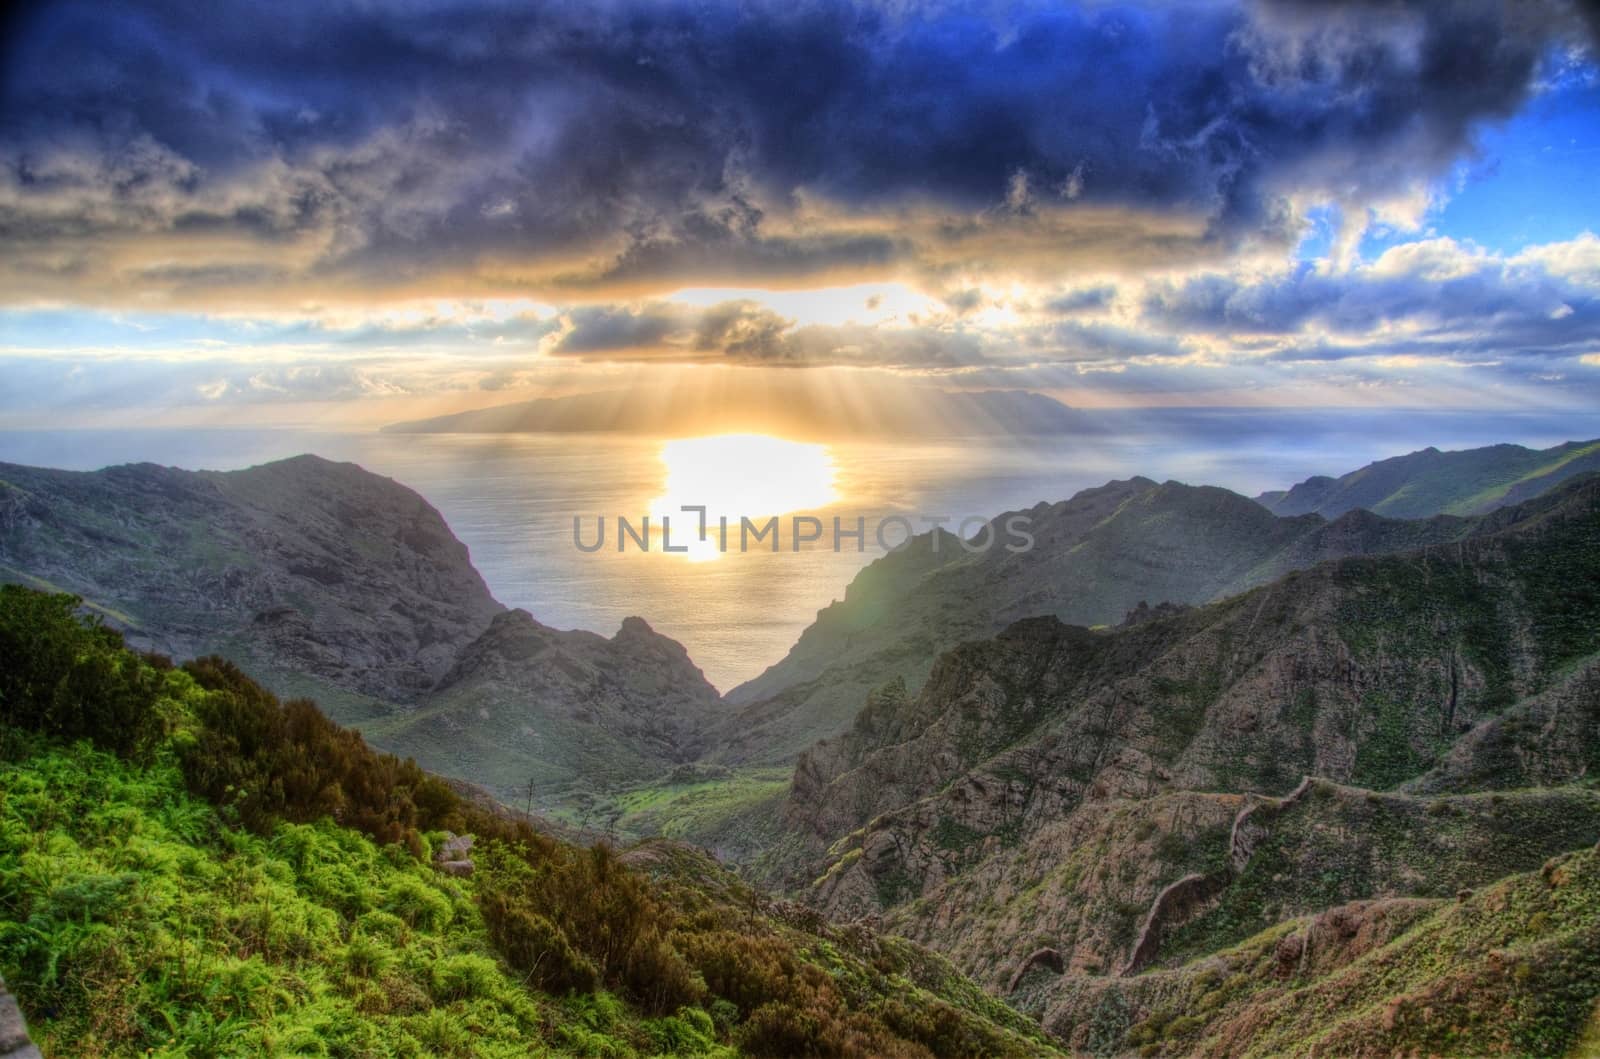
left=0, top=976, right=40, bottom=1059
left=1120, top=872, right=1228, bottom=977
left=0, top=455, right=732, bottom=807
left=435, top=832, right=476, bottom=876
left=365, top=609, right=724, bottom=802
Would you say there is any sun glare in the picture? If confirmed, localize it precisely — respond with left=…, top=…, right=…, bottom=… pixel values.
left=647, top=434, right=839, bottom=560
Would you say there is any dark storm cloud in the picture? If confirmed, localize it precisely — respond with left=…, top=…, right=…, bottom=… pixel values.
left=0, top=0, right=1589, bottom=303
left=548, top=306, right=684, bottom=356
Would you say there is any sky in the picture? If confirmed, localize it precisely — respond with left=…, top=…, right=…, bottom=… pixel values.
left=1, top=0, right=1599, bottom=432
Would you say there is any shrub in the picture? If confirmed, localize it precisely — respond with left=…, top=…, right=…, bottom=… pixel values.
left=707, top=997, right=741, bottom=1036
left=430, top=953, right=504, bottom=1001
left=480, top=894, right=600, bottom=994
left=642, top=1008, right=719, bottom=1054
left=0, top=586, right=165, bottom=758
left=345, top=933, right=397, bottom=979
left=739, top=1001, right=836, bottom=1057
left=180, top=655, right=460, bottom=848
left=683, top=933, right=772, bottom=1009
left=383, top=875, right=454, bottom=930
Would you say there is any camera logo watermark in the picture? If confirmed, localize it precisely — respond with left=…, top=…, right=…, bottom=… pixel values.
left=573, top=507, right=1034, bottom=555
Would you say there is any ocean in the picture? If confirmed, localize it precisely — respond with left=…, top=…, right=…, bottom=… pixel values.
left=2, top=407, right=1596, bottom=691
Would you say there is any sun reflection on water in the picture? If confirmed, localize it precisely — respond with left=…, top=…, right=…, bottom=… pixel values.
left=647, top=434, right=839, bottom=560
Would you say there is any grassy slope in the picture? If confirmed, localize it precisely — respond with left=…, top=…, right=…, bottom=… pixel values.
left=0, top=588, right=1059, bottom=1059
left=356, top=685, right=673, bottom=805
left=0, top=737, right=1060, bottom=1059
left=1447, top=440, right=1600, bottom=515
left=1270, top=442, right=1600, bottom=520
left=1, top=738, right=574, bottom=1058
left=546, top=768, right=793, bottom=858
left=1043, top=845, right=1600, bottom=1058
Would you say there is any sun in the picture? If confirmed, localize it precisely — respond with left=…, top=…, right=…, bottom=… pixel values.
left=647, top=434, right=839, bottom=560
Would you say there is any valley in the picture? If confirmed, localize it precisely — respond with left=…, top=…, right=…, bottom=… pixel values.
left=4, top=438, right=1600, bottom=1055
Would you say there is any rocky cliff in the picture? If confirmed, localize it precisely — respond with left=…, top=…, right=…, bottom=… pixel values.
left=0, top=455, right=502, bottom=702
left=364, top=610, right=724, bottom=802
left=0, top=975, right=39, bottom=1059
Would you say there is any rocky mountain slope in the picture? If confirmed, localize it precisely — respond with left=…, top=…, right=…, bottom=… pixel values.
left=1035, top=843, right=1600, bottom=1057
left=713, top=477, right=1498, bottom=766
left=773, top=475, right=1600, bottom=1028
left=364, top=610, right=723, bottom=803
left=1257, top=437, right=1600, bottom=519
left=0, top=455, right=502, bottom=701
left=0, top=456, right=727, bottom=806
left=6, top=453, right=1600, bottom=1054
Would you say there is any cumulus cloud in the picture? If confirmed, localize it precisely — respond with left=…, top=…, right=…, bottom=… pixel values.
left=2, top=0, right=1597, bottom=419
left=0, top=0, right=1590, bottom=307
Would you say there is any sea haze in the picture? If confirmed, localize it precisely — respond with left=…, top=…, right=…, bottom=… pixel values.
left=3, top=407, right=1597, bottom=691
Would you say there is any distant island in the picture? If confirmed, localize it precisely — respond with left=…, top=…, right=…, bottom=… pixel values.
left=383, top=383, right=1089, bottom=440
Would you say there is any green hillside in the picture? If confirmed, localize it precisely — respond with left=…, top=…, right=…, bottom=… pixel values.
left=0, top=586, right=1055, bottom=1059
left=1259, top=440, right=1600, bottom=519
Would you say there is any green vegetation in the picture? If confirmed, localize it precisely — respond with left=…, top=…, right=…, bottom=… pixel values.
left=0, top=588, right=167, bottom=760
left=1263, top=440, right=1600, bottom=519
left=1446, top=441, right=1600, bottom=515
left=1099, top=845, right=1600, bottom=1058
left=1328, top=493, right=1600, bottom=789
left=1163, top=782, right=1600, bottom=966
left=1, top=739, right=567, bottom=1057
left=0, top=586, right=1058, bottom=1058
left=357, top=689, right=673, bottom=806
left=552, top=767, right=793, bottom=858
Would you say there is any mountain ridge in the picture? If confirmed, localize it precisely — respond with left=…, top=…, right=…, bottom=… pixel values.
left=0, top=454, right=502, bottom=701
left=1257, top=436, right=1600, bottom=519
left=0, top=455, right=731, bottom=807
left=710, top=475, right=1496, bottom=768
left=4, top=451, right=1600, bottom=1054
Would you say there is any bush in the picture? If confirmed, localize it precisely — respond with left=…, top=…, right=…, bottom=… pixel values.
left=345, top=933, right=397, bottom=979
left=480, top=895, right=600, bottom=994
left=430, top=953, right=504, bottom=1001
left=180, top=655, right=461, bottom=848
left=383, top=875, right=454, bottom=930
left=681, top=930, right=801, bottom=1012
left=0, top=586, right=166, bottom=758
left=475, top=839, right=704, bottom=1013
left=642, top=1008, right=719, bottom=1054
left=739, top=1001, right=837, bottom=1057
